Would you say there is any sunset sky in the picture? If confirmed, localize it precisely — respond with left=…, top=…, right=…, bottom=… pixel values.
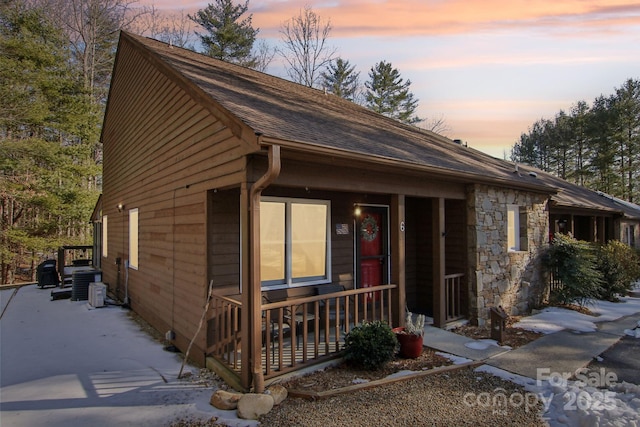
left=145, top=0, right=640, bottom=158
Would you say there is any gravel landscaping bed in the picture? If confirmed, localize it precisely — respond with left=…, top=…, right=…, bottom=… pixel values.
left=278, top=348, right=452, bottom=393
left=260, top=366, right=545, bottom=426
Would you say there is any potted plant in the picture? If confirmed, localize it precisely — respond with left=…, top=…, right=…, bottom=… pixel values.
left=392, top=309, right=425, bottom=358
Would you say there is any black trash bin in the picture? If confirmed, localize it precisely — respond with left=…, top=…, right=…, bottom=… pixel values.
left=36, top=260, right=59, bottom=288
left=490, top=306, right=508, bottom=344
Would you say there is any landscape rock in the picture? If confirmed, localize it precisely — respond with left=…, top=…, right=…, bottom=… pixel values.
left=237, top=393, right=274, bottom=420
left=210, top=389, right=243, bottom=410
left=266, top=384, right=288, bottom=405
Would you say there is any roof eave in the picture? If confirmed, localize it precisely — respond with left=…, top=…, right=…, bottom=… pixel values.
left=260, top=136, right=555, bottom=194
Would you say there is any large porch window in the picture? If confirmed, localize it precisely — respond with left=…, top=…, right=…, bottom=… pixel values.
left=260, top=197, right=331, bottom=288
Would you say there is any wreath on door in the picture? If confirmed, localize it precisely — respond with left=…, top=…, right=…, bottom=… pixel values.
left=360, top=214, right=379, bottom=242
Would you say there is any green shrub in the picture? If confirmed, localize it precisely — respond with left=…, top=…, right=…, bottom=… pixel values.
left=597, top=240, right=640, bottom=301
left=343, top=320, right=397, bottom=370
left=544, top=233, right=602, bottom=306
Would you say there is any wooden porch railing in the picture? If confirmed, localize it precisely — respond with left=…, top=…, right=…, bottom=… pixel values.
left=445, top=273, right=465, bottom=321
left=207, top=294, right=242, bottom=372
left=207, top=284, right=396, bottom=382
left=549, top=269, right=563, bottom=292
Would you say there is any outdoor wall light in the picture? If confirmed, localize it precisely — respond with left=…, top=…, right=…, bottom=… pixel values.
left=117, top=203, right=124, bottom=212
left=353, top=204, right=361, bottom=217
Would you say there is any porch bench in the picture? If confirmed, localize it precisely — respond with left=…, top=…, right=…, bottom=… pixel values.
left=314, top=284, right=347, bottom=330
left=263, top=289, right=316, bottom=349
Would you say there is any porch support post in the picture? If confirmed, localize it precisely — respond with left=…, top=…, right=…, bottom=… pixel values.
left=390, top=194, right=406, bottom=327
left=432, top=197, right=446, bottom=327
left=596, top=216, right=604, bottom=243
left=239, top=183, right=251, bottom=390
left=568, top=214, right=575, bottom=236
left=248, top=144, right=280, bottom=392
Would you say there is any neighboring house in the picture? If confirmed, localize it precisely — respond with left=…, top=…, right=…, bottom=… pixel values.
left=100, top=32, right=559, bottom=391
left=515, top=166, right=640, bottom=249
left=597, top=193, right=640, bottom=250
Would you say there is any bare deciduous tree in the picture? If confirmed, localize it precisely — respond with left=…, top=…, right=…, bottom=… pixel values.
left=252, top=39, right=275, bottom=72
left=134, top=6, right=195, bottom=49
left=36, top=0, right=148, bottom=103
left=421, top=114, right=451, bottom=135
left=278, top=5, right=336, bottom=87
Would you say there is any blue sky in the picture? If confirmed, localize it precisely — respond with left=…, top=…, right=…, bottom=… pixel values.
left=146, top=0, right=640, bottom=158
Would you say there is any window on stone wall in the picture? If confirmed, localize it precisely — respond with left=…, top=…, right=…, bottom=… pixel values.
left=507, top=205, right=528, bottom=252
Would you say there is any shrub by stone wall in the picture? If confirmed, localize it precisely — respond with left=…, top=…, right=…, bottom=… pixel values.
left=467, top=184, right=549, bottom=326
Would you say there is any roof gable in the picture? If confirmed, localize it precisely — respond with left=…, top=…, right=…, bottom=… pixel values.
left=117, top=32, right=552, bottom=191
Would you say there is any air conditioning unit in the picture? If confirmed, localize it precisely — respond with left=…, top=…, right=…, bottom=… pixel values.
left=89, top=282, right=107, bottom=308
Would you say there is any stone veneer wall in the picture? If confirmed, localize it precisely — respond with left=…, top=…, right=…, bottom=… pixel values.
left=467, top=184, right=550, bottom=326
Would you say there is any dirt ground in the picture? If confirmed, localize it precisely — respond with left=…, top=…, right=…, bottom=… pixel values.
left=452, top=316, right=544, bottom=349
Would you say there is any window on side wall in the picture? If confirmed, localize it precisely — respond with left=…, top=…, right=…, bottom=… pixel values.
left=507, top=204, right=528, bottom=252
left=102, top=215, right=108, bottom=258
left=129, top=208, right=139, bottom=270
left=260, top=197, right=331, bottom=288
left=626, top=225, right=636, bottom=247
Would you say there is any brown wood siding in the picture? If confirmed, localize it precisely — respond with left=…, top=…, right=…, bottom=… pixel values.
left=208, top=188, right=241, bottom=292
left=445, top=199, right=466, bottom=274
left=251, top=157, right=467, bottom=200
left=101, top=39, right=251, bottom=364
left=406, top=197, right=434, bottom=315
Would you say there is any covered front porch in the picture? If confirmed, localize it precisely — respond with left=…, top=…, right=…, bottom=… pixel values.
left=207, top=284, right=396, bottom=390
left=550, top=209, right=616, bottom=243
left=204, top=147, right=469, bottom=391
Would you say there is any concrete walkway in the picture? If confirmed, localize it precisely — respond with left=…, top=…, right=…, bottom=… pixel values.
left=424, top=313, right=640, bottom=381
left=423, top=325, right=510, bottom=361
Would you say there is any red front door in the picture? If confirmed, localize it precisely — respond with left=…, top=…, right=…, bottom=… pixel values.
left=358, top=208, right=387, bottom=300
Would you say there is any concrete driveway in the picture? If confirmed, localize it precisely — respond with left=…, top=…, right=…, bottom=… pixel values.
left=0, top=284, right=254, bottom=427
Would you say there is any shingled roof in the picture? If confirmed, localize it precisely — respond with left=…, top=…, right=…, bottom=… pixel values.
left=119, top=32, right=552, bottom=192
left=516, top=164, right=640, bottom=219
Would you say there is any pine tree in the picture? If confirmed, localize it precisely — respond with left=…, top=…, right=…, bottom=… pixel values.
left=320, top=58, right=360, bottom=101
left=510, top=77, right=640, bottom=203
left=610, top=78, right=640, bottom=202
left=0, top=3, right=100, bottom=284
left=189, top=0, right=258, bottom=67
left=588, top=95, right=618, bottom=195
left=365, top=61, right=421, bottom=125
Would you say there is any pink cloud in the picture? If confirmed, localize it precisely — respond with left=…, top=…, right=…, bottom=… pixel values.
left=242, top=0, right=640, bottom=38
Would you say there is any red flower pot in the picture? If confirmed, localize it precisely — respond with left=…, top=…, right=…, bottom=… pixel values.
left=392, top=327, right=423, bottom=359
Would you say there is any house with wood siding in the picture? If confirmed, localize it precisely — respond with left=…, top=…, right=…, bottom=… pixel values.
left=99, top=32, right=561, bottom=391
